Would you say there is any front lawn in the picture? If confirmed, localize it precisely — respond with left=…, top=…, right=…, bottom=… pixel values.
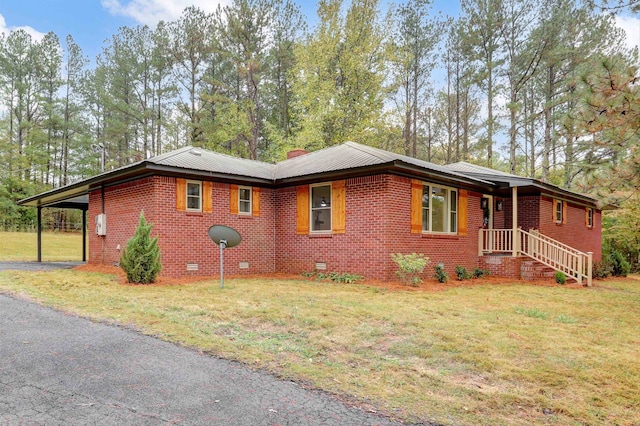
left=0, top=268, right=637, bottom=425
left=0, top=231, right=85, bottom=261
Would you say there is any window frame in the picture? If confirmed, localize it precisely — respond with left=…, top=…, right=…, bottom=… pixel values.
left=238, top=186, right=252, bottom=215
left=586, top=207, right=594, bottom=228
left=421, top=183, right=458, bottom=234
left=186, top=180, right=202, bottom=212
left=310, top=183, right=332, bottom=233
left=555, top=199, right=563, bottom=224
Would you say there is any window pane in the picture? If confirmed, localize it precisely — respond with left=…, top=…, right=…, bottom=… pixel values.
left=187, top=196, right=200, bottom=210
left=187, top=183, right=200, bottom=196
left=313, top=208, right=331, bottom=231
left=311, top=185, right=331, bottom=231
left=450, top=212, right=457, bottom=232
left=431, top=186, right=446, bottom=232
left=312, top=185, right=331, bottom=208
left=240, top=200, right=250, bottom=213
left=239, top=188, right=251, bottom=202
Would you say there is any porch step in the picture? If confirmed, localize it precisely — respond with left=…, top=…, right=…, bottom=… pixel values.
left=520, top=260, right=559, bottom=281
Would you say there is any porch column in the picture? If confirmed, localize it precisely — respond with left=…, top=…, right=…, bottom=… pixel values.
left=512, top=187, right=518, bottom=258
left=37, top=206, right=42, bottom=262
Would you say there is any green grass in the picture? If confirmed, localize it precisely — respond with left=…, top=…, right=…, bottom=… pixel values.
left=0, top=268, right=638, bottom=426
left=0, top=231, right=85, bottom=261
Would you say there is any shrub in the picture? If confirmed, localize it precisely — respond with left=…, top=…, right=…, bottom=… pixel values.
left=473, top=268, right=490, bottom=279
left=608, top=250, right=630, bottom=277
left=391, top=253, right=429, bottom=286
left=434, top=263, right=448, bottom=283
left=555, top=271, right=566, bottom=285
left=120, top=211, right=162, bottom=284
left=455, top=266, right=472, bottom=281
left=592, top=260, right=612, bottom=279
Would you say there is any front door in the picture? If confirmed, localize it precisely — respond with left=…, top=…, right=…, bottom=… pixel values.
left=481, top=195, right=494, bottom=252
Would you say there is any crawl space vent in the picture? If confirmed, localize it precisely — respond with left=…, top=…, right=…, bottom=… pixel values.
left=186, top=263, right=199, bottom=271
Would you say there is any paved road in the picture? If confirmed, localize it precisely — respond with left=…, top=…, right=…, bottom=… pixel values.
left=0, top=293, right=405, bottom=425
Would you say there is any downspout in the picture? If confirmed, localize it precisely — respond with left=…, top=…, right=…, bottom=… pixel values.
left=37, top=206, right=42, bottom=262
left=82, top=207, right=87, bottom=262
left=101, top=185, right=105, bottom=263
left=512, top=186, right=518, bottom=257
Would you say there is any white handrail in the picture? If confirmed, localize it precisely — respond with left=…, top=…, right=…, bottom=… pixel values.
left=479, top=228, right=592, bottom=286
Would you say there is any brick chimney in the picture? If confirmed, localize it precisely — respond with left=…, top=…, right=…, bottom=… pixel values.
left=287, top=148, right=309, bottom=159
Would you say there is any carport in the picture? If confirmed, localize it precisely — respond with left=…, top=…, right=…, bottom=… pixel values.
left=18, top=188, right=89, bottom=263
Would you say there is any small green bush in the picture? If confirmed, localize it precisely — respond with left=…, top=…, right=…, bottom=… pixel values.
left=120, top=211, right=162, bottom=284
left=307, top=271, right=364, bottom=284
left=391, top=253, right=429, bottom=286
left=455, top=266, right=472, bottom=281
left=555, top=271, right=566, bottom=285
left=434, top=263, right=448, bottom=283
left=473, top=268, right=490, bottom=279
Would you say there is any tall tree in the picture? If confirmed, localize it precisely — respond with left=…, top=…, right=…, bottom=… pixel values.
left=388, top=0, right=441, bottom=157
left=459, top=0, right=505, bottom=167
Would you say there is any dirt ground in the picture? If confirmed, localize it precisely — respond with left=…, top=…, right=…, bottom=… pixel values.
left=73, top=263, right=596, bottom=291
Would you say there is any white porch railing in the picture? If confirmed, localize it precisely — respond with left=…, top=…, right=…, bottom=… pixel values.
left=478, top=228, right=592, bottom=286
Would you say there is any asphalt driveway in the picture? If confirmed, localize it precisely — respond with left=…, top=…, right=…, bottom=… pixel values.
left=0, top=293, right=404, bottom=425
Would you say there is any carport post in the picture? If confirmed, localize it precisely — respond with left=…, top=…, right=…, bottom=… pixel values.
left=37, top=207, right=42, bottom=262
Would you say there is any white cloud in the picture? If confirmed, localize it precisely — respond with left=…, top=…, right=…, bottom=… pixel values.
left=0, top=13, right=46, bottom=41
left=101, top=0, right=230, bottom=26
left=615, top=14, right=640, bottom=52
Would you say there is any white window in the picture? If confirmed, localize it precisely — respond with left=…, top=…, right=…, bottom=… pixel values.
left=422, top=184, right=457, bottom=233
left=311, top=184, right=331, bottom=232
left=555, top=199, right=563, bottom=223
left=587, top=208, right=594, bottom=228
left=239, top=186, right=252, bottom=215
left=186, top=180, right=202, bottom=211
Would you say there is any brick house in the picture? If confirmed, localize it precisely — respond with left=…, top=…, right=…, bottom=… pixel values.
left=20, top=142, right=601, bottom=284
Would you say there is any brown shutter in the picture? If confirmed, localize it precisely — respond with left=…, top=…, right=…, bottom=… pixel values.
left=202, top=181, right=213, bottom=213
left=176, top=178, right=186, bottom=211
left=296, top=185, right=309, bottom=234
left=562, top=201, right=567, bottom=224
left=252, top=187, right=261, bottom=217
left=458, top=189, right=468, bottom=236
left=332, top=180, right=346, bottom=234
left=410, top=179, right=423, bottom=234
left=552, top=199, right=558, bottom=222
left=229, top=184, right=239, bottom=215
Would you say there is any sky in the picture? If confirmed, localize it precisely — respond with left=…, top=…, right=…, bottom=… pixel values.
left=0, top=0, right=637, bottom=65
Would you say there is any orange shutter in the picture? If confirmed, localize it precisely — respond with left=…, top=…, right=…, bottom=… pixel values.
left=296, top=185, right=309, bottom=234
left=176, top=178, right=186, bottom=211
left=229, top=184, right=239, bottom=215
left=252, top=187, right=261, bottom=217
left=562, top=201, right=567, bottom=224
left=332, top=180, right=346, bottom=234
left=202, top=181, right=213, bottom=213
left=410, top=179, right=423, bottom=234
left=458, top=189, right=468, bottom=236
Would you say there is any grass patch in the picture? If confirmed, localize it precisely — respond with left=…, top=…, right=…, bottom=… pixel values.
left=0, top=231, right=85, bottom=261
left=0, top=270, right=638, bottom=425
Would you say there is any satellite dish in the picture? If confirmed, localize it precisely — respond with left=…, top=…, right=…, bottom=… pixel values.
left=208, top=225, right=241, bottom=248
left=208, top=225, right=241, bottom=288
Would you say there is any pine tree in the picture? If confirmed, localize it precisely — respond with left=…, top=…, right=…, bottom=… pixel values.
left=120, top=211, right=162, bottom=284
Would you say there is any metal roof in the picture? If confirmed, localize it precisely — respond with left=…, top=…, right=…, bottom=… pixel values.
left=19, top=143, right=597, bottom=208
left=273, top=142, right=483, bottom=182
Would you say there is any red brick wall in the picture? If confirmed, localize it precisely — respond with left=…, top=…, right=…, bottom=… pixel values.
left=89, top=176, right=276, bottom=278
left=538, top=196, right=602, bottom=261
left=88, top=173, right=602, bottom=281
left=275, top=175, right=486, bottom=281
